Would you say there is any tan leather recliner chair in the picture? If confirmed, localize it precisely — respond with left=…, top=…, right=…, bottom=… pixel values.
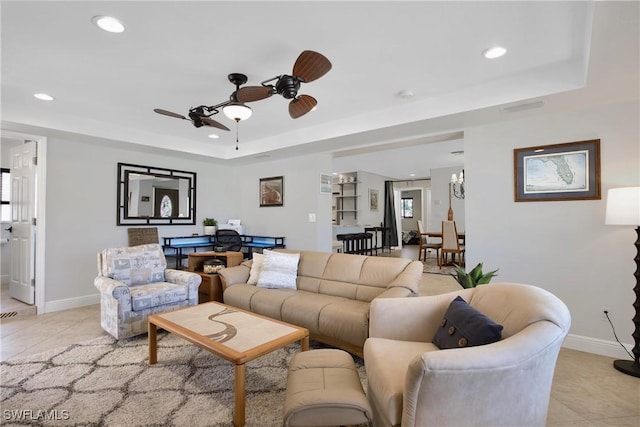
left=364, top=283, right=571, bottom=427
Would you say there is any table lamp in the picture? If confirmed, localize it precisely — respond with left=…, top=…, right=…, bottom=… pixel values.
left=605, top=186, right=640, bottom=377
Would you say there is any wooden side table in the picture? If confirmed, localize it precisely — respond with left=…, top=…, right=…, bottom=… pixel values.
left=187, top=251, right=244, bottom=303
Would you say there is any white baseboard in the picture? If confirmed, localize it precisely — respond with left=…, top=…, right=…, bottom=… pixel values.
left=43, top=293, right=100, bottom=313
left=563, top=333, right=633, bottom=359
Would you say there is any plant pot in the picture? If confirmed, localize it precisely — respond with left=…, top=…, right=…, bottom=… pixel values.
left=204, top=226, right=217, bottom=236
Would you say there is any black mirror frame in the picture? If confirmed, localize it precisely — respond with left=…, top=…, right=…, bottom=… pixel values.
left=117, top=162, right=197, bottom=226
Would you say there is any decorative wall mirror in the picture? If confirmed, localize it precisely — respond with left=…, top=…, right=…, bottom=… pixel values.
left=117, top=162, right=196, bottom=225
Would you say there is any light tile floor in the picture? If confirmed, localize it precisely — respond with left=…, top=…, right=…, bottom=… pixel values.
left=1, top=247, right=638, bottom=426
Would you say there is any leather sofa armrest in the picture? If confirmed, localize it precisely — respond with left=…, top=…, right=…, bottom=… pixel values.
left=387, top=260, right=423, bottom=295
left=94, top=276, right=132, bottom=311
left=218, top=264, right=251, bottom=290
left=375, top=286, right=414, bottom=299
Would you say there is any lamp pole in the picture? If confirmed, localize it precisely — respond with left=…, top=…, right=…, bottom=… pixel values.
left=605, top=187, right=640, bottom=377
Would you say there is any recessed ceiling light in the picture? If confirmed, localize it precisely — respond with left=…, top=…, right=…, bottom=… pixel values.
left=397, top=90, right=414, bottom=98
left=92, top=15, right=125, bottom=33
left=207, top=133, right=220, bottom=139
left=409, top=173, right=416, bottom=177
left=34, top=93, right=54, bottom=101
left=482, top=46, right=507, bottom=59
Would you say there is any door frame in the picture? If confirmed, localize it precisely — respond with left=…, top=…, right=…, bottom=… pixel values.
left=1, top=129, right=47, bottom=313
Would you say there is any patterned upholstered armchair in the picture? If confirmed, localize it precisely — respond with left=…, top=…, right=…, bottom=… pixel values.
left=95, top=243, right=201, bottom=339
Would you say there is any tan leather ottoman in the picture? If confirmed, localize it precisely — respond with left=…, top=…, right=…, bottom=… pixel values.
left=284, top=349, right=372, bottom=427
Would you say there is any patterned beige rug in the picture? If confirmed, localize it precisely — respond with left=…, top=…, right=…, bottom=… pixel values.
left=421, top=255, right=458, bottom=275
left=1, top=332, right=365, bottom=426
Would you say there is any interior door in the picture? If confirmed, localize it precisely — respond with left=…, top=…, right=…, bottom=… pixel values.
left=9, top=141, right=36, bottom=304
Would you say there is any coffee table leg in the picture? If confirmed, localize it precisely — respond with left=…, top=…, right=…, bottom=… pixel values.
left=148, top=321, right=157, bottom=365
left=301, top=335, right=309, bottom=351
left=234, top=363, right=246, bottom=427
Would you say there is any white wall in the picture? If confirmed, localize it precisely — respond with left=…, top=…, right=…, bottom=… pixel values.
left=43, top=133, right=236, bottom=305
left=356, top=170, right=387, bottom=228
left=430, top=166, right=466, bottom=231
left=231, top=154, right=333, bottom=252
left=465, top=99, right=639, bottom=357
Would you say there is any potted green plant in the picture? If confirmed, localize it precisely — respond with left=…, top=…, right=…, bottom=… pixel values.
left=203, top=218, right=218, bottom=235
left=452, top=262, right=499, bottom=289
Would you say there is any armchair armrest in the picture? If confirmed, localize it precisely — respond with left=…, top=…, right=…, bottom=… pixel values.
left=402, top=321, right=566, bottom=427
left=369, top=291, right=473, bottom=342
left=218, top=264, right=251, bottom=290
left=164, top=268, right=202, bottom=298
left=94, top=276, right=132, bottom=312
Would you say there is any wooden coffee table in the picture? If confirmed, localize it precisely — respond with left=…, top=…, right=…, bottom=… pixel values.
left=148, top=302, right=309, bottom=427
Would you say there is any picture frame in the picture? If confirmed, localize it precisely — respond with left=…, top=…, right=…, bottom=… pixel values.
left=369, top=189, right=379, bottom=211
left=320, top=174, right=332, bottom=194
left=514, top=139, right=601, bottom=202
left=260, top=176, right=284, bottom=207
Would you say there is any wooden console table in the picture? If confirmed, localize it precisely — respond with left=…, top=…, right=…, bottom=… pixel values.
left=187, top=251, right=244, bottom=303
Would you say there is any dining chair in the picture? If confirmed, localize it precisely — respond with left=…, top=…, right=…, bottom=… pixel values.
left=417, top=220, right=441, bottom=265
left=441, top=220, right=465, bottom=267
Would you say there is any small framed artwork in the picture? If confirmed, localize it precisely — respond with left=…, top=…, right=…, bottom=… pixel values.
left=320, top=174, right=332, bottom=194
left=369, top=189, right=379, bottom=210
left=260, top=176, right=284, bottom=207
left=514, top=139, right=601, bottom=202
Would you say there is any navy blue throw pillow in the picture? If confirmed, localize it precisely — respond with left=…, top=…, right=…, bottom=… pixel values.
left=433, top=296, right=503, bottom=349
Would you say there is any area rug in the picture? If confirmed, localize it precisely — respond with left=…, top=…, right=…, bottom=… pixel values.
left=421, top=255, right=458, bottom=276
left=1, top=333, right=365, bottom=426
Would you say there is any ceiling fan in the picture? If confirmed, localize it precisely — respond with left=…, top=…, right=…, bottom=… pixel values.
left=153, top=50, right=331, bottom=137
left=235, top=50, right=332, bottom=119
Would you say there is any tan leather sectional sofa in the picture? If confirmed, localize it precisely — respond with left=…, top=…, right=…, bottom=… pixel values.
left=218, top=250, right=423, bottom=356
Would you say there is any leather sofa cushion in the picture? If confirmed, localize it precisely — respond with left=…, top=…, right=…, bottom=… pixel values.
left=281, top=292, right=347, bottom=335
left=319, top=299, right=370, bottom=347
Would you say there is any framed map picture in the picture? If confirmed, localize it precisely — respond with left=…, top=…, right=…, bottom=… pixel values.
left=514, top=139, right=601, bottom=202
left=260, top=176, right=284, bottom=207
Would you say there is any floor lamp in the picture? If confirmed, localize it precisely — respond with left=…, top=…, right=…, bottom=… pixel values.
left=605, top=186, right=640, bottom=378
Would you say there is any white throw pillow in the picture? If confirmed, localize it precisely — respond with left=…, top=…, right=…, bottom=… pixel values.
left=247, top=253, right=264, bottom=285
left=257, top=250, right=300, bottom=289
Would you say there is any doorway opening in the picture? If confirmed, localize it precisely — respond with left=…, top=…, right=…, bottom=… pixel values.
left=0, top=130, right=47, bottom=316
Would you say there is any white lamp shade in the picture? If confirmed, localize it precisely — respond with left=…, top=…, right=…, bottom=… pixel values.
left=223, top=103, right=252, bottom=121
left=605, top=187, right=640, bottom=225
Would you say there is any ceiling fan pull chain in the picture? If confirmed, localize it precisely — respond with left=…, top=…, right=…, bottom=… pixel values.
left=235, top=120, right=239, bottom=150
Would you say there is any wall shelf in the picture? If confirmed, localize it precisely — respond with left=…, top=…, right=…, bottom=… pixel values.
left=333, top=173, right=359, bottom=225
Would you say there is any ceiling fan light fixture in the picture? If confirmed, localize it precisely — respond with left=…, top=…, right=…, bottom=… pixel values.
left=34, top=93, right=54, bottom=101
left=92, top=15, right=125, bottom=33
left=482, top=46, right=507, bottom=59
left=223, top=102, right=252, bottom=121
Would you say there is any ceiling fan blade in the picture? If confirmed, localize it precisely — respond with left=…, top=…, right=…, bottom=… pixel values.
left=236, top=86, right=273, bottom=102
left=292, top=50, right=332, bottom=83
left=153, top=108, right=187, bottom=120
left=201, top=117, right=230, bottom=131
left=289, top=95, right=317, bottom=119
